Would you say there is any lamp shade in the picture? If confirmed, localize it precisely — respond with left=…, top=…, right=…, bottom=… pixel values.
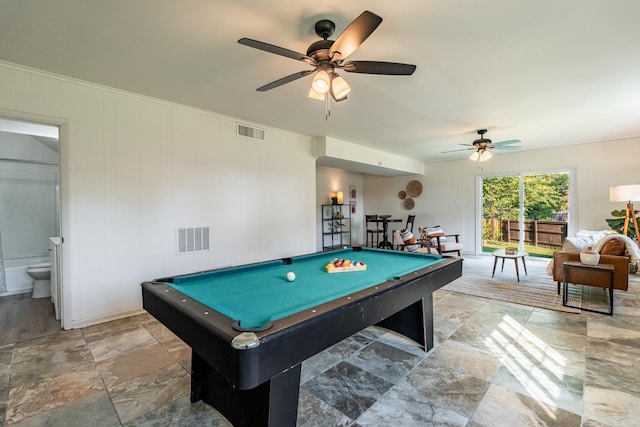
left=330, top=75, right=351, bottom=101
left=610, top=184, right=640, bottom=202
left=308, top=87, right=325, bottom=101
left=311, top=70, right=330, bottom=94
left=480, top=150, right=493, bottom=161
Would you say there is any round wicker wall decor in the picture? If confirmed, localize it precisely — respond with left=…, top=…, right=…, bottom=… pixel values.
left=402, top=198, right=415, bottom=210
left=406, top=180, right=423, bottom=197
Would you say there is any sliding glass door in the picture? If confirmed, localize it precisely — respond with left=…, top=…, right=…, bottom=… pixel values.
left=481, top=171, right=570, bottom=257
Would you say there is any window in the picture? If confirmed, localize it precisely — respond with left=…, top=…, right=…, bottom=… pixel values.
left=480, top=171, right=570, bottom=258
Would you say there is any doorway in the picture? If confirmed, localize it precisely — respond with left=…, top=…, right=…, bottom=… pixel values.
left=0, top=117, right=61, bottom=331
left=480, top=171, right=570, bottom=257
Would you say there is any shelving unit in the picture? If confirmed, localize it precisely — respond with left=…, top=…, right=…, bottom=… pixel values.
left=321, top=204, right=351, bottom=250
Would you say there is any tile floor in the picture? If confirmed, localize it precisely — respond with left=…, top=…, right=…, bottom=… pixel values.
left=1, top=257, right=640, bottom=426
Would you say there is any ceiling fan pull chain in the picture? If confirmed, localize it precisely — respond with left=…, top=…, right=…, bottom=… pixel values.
left=325, top=94, right=330, bottom=120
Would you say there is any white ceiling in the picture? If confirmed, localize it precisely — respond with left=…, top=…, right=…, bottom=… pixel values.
left=1, top=0, right=639, bottom=163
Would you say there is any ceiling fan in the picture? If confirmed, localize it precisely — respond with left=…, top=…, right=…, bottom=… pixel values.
left=442, top=129, right=522, bottom=161
left=238, top=11, right=416, bottom=116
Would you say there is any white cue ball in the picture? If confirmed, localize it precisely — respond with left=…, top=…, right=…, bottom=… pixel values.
left=286, top=272, right=296, bottom=282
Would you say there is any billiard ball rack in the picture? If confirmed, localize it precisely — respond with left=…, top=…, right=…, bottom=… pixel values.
left=325, top=257, right=367, bottom=273
left=325, top=264, right=367, bottom=273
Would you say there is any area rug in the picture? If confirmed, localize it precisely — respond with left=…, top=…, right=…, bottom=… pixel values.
left=442, top=256, right=586, bottom=313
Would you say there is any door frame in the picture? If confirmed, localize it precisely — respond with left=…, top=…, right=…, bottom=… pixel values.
left=0, top=110, right=70, bottom=329
left=476, top=168, right=575, bottom=255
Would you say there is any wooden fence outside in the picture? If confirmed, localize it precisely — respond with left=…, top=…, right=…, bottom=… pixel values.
left=484, top=219, right=568, bottom=250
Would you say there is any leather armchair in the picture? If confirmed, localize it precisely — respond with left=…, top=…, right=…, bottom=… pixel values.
left=552, top=251, right=629, bottom=294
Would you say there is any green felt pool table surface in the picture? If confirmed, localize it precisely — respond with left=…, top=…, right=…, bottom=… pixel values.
left=164, top=247, right=443, bottom=328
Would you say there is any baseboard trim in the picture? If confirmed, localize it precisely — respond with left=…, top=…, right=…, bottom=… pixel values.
left=69, top=307, right=147, bottom=329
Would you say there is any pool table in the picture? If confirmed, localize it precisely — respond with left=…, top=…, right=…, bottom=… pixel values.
left=141, top=247, right=462, bottom=426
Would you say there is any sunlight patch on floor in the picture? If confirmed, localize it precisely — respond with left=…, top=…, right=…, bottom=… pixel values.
left=484, top=314, right=568, bottom=419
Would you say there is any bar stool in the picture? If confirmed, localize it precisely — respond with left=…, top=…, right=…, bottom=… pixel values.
left=405, top=215, right=416, bottom=233
left=365, top=215, right=383, bottom=247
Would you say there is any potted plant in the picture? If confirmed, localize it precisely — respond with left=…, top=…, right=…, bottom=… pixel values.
left=606, top=209, right=639, bottom=240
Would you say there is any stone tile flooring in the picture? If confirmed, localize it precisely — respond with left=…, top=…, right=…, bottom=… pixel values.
left=1, top=257, right=640, bottom=426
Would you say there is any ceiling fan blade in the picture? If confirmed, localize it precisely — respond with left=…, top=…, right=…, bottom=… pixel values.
left=329, top=11, right=382, bottom=62
left=238, top=38, right=315, bottom=64
left=256, top=70, right=315, bottom=92
left=493, top=145, right=522, bottom=150
left=441, top=147, right=475, bottom=153
left=493, top=139, right=521, bottom=146
left=342, top=60, right=416, bottom=75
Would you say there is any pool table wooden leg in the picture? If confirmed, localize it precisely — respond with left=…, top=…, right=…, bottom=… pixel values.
left=376, top=296, right=431, bottom=351
left=191, top=351, right=301, bottom=426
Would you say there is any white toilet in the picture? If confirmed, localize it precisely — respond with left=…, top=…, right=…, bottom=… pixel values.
left=27, top=262, right=51, bottom=298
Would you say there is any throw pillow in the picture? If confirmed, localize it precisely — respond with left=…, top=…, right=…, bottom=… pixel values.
left=600, top=238, right=626, bottom=256
left=400, top=229, right=419, bottom=252
left=425, top=226, right=445, bottom=237
left=425, top=226, right=447, bottom=245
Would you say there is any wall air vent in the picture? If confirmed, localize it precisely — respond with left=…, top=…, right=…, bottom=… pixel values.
left=237, top=123, right=265, bottom=140
left=176, top=226, right=210, bottom=254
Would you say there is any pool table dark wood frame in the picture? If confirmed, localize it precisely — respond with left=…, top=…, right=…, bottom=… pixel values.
left=141, top=249, right=462, bottom=427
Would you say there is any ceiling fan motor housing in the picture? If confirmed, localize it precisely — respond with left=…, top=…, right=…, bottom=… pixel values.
left=306, top=19, right=337, bottom=60
left=473, top=129, right=491, bottom=146
left=306, top=39, right=334, bottom=60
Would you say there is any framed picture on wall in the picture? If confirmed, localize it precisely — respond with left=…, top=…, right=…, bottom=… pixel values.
left=349, top=185, right=356, bottom=200
left=350, top=200, right=356, bottom=214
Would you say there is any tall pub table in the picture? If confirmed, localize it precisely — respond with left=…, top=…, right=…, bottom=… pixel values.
left=376, top=216, right=402, bottom=249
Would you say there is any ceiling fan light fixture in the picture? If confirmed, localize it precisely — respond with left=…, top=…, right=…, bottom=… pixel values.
left=308, top=87, right=325, bottom=101
left=481, top=150, right=493, bottom=161
left=311, top=69, right=331, bottom=94
left=330, top=74, right=351, bottom=101
left=470, top=148, right=493, bottom=162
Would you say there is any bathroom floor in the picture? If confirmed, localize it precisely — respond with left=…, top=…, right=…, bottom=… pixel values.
left=1, top=258, right=640, bottom=425
left=0, top=293, right=60, bottom=346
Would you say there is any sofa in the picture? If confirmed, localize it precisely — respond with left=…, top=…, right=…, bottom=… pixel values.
left=548, top=231, right=640, bottom=293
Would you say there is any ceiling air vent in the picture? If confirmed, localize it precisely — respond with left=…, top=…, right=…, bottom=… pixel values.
left=177, top=226, right=210, bottom=254
left=237, top=123, right=265, bottom=140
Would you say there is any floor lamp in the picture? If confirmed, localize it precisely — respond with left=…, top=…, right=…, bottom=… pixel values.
left=610, top=184, right=640, bottom=240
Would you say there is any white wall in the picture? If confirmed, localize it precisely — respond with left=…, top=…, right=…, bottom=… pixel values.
left=363, top=138, right=640, bottom=254
left=0, top=62, right=317, bottom=328
left=316, top=167, right=364, bottom=250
